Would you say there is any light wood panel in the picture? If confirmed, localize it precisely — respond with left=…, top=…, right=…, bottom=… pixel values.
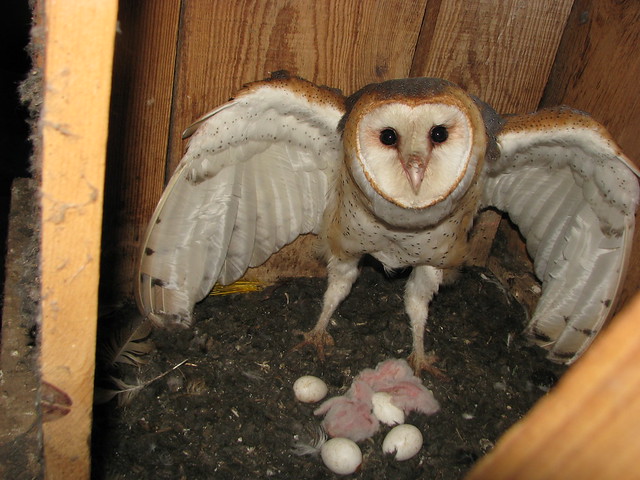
left=102, top=1, right=182, bottom=298
left=411, top=0, right=573, bottom=113
left=40, top=1, right=118, bottom=478
left=540, top=0, right=640, bottom=308
left=166, top=0, right=429, bottom=173
left=466, top=292, right=640, bottom=480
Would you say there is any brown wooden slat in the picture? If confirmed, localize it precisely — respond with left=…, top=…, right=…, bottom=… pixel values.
left=540, top=0, right=640, bottom=308
left=167, top=0, right=429, bottom=173
left=40, top=1, right=118, bottom=477
left=466, top=292, right=640, bottom=480
left=411, top=0, right=573, bottom=113
left=103, top=1, right=182, bottom=298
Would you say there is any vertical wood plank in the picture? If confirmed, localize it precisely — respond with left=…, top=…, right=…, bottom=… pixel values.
left=167, top=0, right=429, bottom=172
left=466, top=292, right=640, bottom=480
left=102, top=1, right=182, bottom=299
left=40, top=1, right=118, bottom=478
left=411, top=0, right=573, bottom=113
left=540, top=0, right=640, bottom=306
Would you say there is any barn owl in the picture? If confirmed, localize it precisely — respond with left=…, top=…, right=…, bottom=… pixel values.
left=136, top=71, right=639, bottom=375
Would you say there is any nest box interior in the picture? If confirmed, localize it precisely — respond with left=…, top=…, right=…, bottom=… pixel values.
left=3, top=1, right=640, bottom=479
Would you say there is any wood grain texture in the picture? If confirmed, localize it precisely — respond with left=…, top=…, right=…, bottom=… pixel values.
left=102, top=1, right=181, bottom=299
left=40, top=1, right=118, bottom=478
left=540, top=0, right=640, bottom=307
left=167, top=0, right=429, bottom=172
left=411, top=0, right=573, bottom=113
left=466, top=292, right=640, bottom=480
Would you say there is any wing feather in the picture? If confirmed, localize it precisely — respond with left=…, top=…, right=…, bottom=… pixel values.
left=484, top=106, right=639, bottom=363
left=218, top=162, right=257, bottom=284
left=136, top=74, right=345, bottom=326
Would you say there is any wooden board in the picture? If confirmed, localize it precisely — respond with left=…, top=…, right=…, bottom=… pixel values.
left=101, top=1, right=182, bottom=300
left=166, top=0, right=429, bottom=173
left=411, top=0, right=573, bottom=113
left=540, top=0, right=640, bottom=309
left=40, top=1, right=117, bottom=478
left=466, top=291, right=640, bottom=479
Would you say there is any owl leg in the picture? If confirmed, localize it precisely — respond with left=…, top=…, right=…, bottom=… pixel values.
left=292, top=255, right=360, bottom=360
left=404, top=265, right=446, bottom=377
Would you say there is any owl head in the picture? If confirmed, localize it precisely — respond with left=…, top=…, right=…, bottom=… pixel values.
left=339, top=78, right=499, bottom=227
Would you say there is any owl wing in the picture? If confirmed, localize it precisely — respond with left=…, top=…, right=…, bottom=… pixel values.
left=136, top=73, right=345, bottom=326
left=483, top=106, right=640, bottom=363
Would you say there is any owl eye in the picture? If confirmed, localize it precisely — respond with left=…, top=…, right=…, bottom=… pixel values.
left=379, top=128, right=398, bottom=146
left=430, top=125, right=448, bottom=144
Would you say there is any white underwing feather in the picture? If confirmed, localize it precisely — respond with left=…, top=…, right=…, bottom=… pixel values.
left=487, top=111, right=639, bottom=363
left=136, top=82, right=344, bottom=325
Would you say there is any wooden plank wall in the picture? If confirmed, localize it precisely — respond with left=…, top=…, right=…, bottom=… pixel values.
left=101, top=2, right=181, bottom=304
left=104, top=0, right=576, bottom=297
left=96, top=0, right=640, bottom=477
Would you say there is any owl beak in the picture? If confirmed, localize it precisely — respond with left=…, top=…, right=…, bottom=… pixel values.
left=401, top=154, right=428, bottom=195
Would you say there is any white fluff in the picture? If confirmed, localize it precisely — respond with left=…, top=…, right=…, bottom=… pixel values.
left=371, top=392, right=405, bottom=426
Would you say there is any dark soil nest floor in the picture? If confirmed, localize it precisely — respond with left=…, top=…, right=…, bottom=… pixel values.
left=93, top=264, right=566, bottom=479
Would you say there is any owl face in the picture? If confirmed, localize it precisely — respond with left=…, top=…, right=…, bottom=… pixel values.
left=340, top=79, right=489, bottom=227
left=356, top=101, right=474, bottom=209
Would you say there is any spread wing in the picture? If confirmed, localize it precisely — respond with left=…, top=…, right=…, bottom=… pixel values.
left=483, top=106, right=640, bottom=363
left=135, top=73, right=345, bottom=327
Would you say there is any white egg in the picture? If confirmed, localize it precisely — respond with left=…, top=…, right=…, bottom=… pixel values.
left=293, top=375, right=328, bottom=403
left=371, top=392, right=405, bottom=426
left=382, top=424, right=423, bottom=461
left=321, top=437, right=362, bottom=475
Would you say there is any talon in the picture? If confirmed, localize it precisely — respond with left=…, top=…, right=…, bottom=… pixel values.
left=291, top=328, right=335, bottom=360
left=408, top=351, right=448, bottom=380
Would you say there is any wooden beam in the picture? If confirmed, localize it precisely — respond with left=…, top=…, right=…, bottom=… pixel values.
left=0, top=179, right=42, bottom=479
left=40, top=1, right=118, bottom=478
left=466, top=292, right=640, bottom=479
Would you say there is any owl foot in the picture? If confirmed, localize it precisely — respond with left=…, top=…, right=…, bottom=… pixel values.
left=291, top=328, right=335, bottom=361
left=408, top=351, right=448, bottom=380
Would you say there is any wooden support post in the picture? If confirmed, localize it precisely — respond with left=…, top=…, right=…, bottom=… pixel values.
left=40, top=1, right=118, bottom=478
